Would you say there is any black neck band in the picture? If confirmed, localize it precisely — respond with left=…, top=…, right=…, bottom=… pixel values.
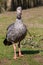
left=17, top=16, right=21, bottom=19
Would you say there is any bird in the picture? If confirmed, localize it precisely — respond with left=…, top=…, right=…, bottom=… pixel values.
left=3, top=7, right=27, bottom=59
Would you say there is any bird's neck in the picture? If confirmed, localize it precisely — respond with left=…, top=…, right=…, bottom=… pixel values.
left=17, top=16, right=21, bottom=20
left=16, top=17, right=22, bottom=23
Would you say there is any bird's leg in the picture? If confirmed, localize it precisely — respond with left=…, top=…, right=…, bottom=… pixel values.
left=18, top=42, right=24, bottom=57
left=13, top=44, right=17, bottom=59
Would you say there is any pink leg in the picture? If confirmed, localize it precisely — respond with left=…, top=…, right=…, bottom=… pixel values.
left=18, top=42, right=24, bottom=57
left=13, top=44, right=17, bottom=59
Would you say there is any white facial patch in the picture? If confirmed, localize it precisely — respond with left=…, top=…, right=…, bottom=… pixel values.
left=17, top=7, right=22, bottom=16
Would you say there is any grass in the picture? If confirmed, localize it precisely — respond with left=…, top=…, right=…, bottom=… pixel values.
left=0, top=6, right=43, bottom=65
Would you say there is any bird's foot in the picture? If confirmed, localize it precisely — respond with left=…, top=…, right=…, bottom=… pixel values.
left=19, top=54, right=24, bottom=57
left=13, top=56, right=18, bottom=60
left=19, top=53, right=24, bottom=57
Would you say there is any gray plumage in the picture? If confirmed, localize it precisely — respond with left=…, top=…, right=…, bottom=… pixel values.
left=3, top=7, right=27, bottom=45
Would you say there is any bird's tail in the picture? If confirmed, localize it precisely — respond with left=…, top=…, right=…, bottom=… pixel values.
left=3, top=38, right=12, bottom=46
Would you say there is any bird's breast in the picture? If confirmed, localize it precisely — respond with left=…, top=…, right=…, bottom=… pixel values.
left=14, top=21, right=27, bottom=36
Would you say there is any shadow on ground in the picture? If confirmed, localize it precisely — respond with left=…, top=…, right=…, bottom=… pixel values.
left=17, top=50, right=40, bottom=55
left=22, top=50, right=40, bottom=55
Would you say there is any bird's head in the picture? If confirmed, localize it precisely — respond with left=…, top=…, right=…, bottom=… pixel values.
left=16, top=7, right=22, bottom=19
